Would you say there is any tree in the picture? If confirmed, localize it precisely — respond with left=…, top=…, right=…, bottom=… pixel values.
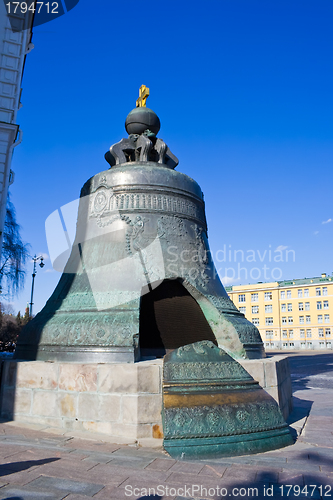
left=0, top=305, right=21, bottom=352
left=0, top=194, right=30, bottom=299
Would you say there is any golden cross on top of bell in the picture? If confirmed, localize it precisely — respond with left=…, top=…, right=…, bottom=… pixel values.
left=136, top=84, right=149, bottom=107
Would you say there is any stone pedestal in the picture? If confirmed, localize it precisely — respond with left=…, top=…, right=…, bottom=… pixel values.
left=0, top=359, right=163, bottom=440
left=239, top=355, right=293, bottom=420
left=0, top=355, right=292, bottom=441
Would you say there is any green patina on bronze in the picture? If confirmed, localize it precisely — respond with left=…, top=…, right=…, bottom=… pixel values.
left=162, top=341, right=293, bottom=459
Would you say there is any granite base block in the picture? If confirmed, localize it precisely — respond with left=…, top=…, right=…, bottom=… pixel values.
left=0, top=355, right=292, bottom=442
left=239, top=355, right=293, bottom=419
left=0, top=359, right=162, bottom=441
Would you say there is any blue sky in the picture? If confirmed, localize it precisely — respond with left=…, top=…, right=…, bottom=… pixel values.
left=7, top=0, right=333, bottom=314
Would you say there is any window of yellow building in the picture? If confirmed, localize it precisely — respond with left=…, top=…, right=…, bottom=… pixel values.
left=251, top=293, right=258, bottom=302
left=326, top=328, right=331, bottom=337
left=289, top=330, right=294, bottom=338
left=280, top=291, right=285, bottom=299
left=282, top=317, right=287, bottom=324
left=325, top=314, right=330, bottom=323
left=319, top=328, right=324, bottom=337
left=264, top=292, right=272, bottom=301
left=300, top=329, right=305, bottom=338
left=281, top=304, right=286, bottom=312
left=307, top=329, right=312, bottom=337
left=304, top=289, right=309, bottom=297
left=265, top=304, right=273, bottom=313
left=282, top=330, right=288, bottom=338
left=305, top=302, right=310, bottom=311
left=298, top=302, right=304, bottom=311
left=317, top=301, right=322, bottom=310
left=238, top=294, right=245, bottom=302
left=318, top=314, right=323, bottom=323
left=323, top=287, right=328, bottom=296
left=287, top=290, right=291, bottom=298
left=306, top=315, right=311, bottom=323
left=287, top=303, right=292, bottom=312
left=316, top=287, right=321, bottom=296
left=252, top=306, right=259, bottom=314
left=298, top=289, right=303, bottom=298
left=288, top=317, right=293, bottom=324
left=324, top=300, right=329, bottom=309
left=299, top=316, right=304, bottom=324
left=265, top=317, right=273, bottom=325
left=252, top=318, right=259, bottom=326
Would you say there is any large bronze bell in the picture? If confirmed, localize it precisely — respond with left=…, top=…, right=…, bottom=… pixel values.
left=15, top=102, right=264, bottom=362
left=14, top=91, right=294, bottom=459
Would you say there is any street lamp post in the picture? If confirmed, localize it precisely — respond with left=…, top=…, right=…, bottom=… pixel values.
left=29, top=254, right=44, bottom=317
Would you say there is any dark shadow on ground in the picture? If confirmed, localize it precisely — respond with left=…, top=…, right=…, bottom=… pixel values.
left=0, top=457, right=60, bottom=476
left=138, top=496, right=162, bottom=500
left=287, top=396, right=313, bottom=426
left=3, top=497, right=24, bottom=500
left=268, top=352, right=333, bottom=392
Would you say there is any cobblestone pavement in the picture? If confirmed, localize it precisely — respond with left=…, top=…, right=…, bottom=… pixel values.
left=0, top=354, right=333, bottom=499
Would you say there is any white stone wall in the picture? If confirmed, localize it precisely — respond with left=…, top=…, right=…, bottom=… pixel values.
left=239, top=356, right=293, bottom=420
left=0, top=4, right=33, bottom=249
left=0, top=359, right=163, bottom=440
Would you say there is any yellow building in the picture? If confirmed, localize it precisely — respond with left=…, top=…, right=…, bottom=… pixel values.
left=225, top=273, right=332, bottom=350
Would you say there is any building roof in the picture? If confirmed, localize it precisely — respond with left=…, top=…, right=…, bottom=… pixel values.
left=225, top=274, right=333, bottom=292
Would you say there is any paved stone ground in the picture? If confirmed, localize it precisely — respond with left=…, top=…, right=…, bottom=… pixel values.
left=0, top=353, right=332, bottom=499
